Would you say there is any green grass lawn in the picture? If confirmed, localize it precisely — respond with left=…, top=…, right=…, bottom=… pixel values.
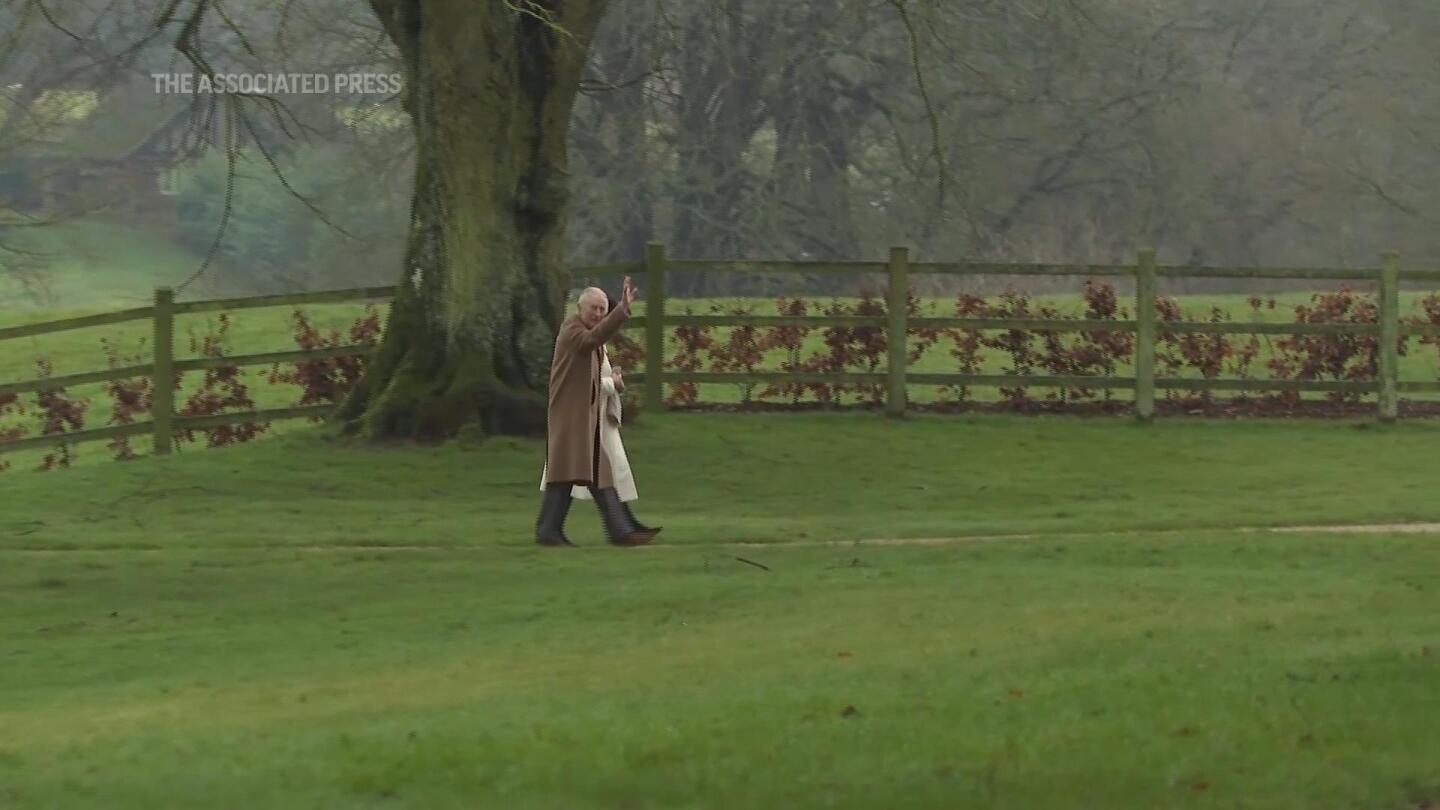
left=7, top=411, right=1440, bottom=545
left=0, top=219, right=254, bottom=311
left=2, top=414, right=1438, bottom=807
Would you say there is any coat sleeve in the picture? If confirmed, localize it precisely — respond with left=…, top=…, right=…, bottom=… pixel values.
left=600, top=350, right=617, bottom=396
left=603, top=350, right=623, bottom=426
left=558, top=300, right=630, bottom=354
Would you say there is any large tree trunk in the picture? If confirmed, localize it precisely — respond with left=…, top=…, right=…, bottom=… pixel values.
left=340, top=0, right=608, bottom=441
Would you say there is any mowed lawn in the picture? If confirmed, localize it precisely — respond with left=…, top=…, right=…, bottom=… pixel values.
left=3, top=413, right=1440, bottom=808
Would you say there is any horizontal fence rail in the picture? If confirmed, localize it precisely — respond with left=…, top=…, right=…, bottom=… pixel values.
left=0, top=363, right=153, bottom=397
left=620, top=372, right=1386, bottom=395
left=629, top=314, right=1438, bottom=337
left=172, top=345, right=373, bottom=373
left=3, top=247, right=1439, bottom=459
left=592, top=258, right=1440, bottom=283
left=0, top=306, right=155, bottom=342
left=170, top=285, right=398, bottom=316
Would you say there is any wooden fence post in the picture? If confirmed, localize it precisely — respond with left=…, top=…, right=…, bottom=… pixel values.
left=644, top=242, right=666, bottom=412
left=1379, top=250, right=1400, bottom=422
left=887, top=246, right=909, bottom=417
left=151, top=287, right=175, bottom=455
left=1134, top=249, right=1157, bottom=422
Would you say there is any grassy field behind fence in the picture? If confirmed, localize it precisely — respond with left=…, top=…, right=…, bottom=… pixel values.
left=3, top=414, right=1439, bottom=808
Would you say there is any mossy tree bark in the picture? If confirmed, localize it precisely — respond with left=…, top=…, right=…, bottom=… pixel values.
left=339, top=0, right=609, bottom=441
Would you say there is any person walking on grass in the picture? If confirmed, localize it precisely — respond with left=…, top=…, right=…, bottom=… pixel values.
left=539, top=292, right=661, bottom=541
left=535, top=277, right=661, bottom=547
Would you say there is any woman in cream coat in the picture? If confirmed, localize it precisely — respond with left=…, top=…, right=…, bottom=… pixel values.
left=540, top=295, right=660, bottom=539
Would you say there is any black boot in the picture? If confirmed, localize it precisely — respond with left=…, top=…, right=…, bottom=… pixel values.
left=619, top=499, right=662, bottom=538
left=588, top=486, right=656, bottom=546
left=535, top=484, right=575, bottom=547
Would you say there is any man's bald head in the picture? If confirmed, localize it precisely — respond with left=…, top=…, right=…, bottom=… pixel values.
left=576, top=286, right=608, bottom=328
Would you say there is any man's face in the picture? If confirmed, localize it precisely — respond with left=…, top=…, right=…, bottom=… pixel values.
left=578, top=293, right=606, bottom=328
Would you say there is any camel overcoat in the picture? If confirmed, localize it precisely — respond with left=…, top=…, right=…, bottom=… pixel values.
left=543, top=300, right=630, bottom=487
left=540, top=347, right=637, bottom=501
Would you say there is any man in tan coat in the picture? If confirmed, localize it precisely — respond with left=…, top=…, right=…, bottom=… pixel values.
left=535, top=276, right=659, bottom=547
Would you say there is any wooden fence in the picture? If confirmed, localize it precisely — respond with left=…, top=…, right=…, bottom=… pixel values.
left=3, top=246, right=1440, bottom=458
left=605, top=245, right=1440, bottom=421
left=0, top=286, right=393, bottom=457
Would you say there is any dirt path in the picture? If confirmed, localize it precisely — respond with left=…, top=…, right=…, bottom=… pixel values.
left=1263, top=522, right=1440, bottom=534
left=729, top=522, right=1440, bottom=548
left=5, top=522, right=1440, bottom=554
